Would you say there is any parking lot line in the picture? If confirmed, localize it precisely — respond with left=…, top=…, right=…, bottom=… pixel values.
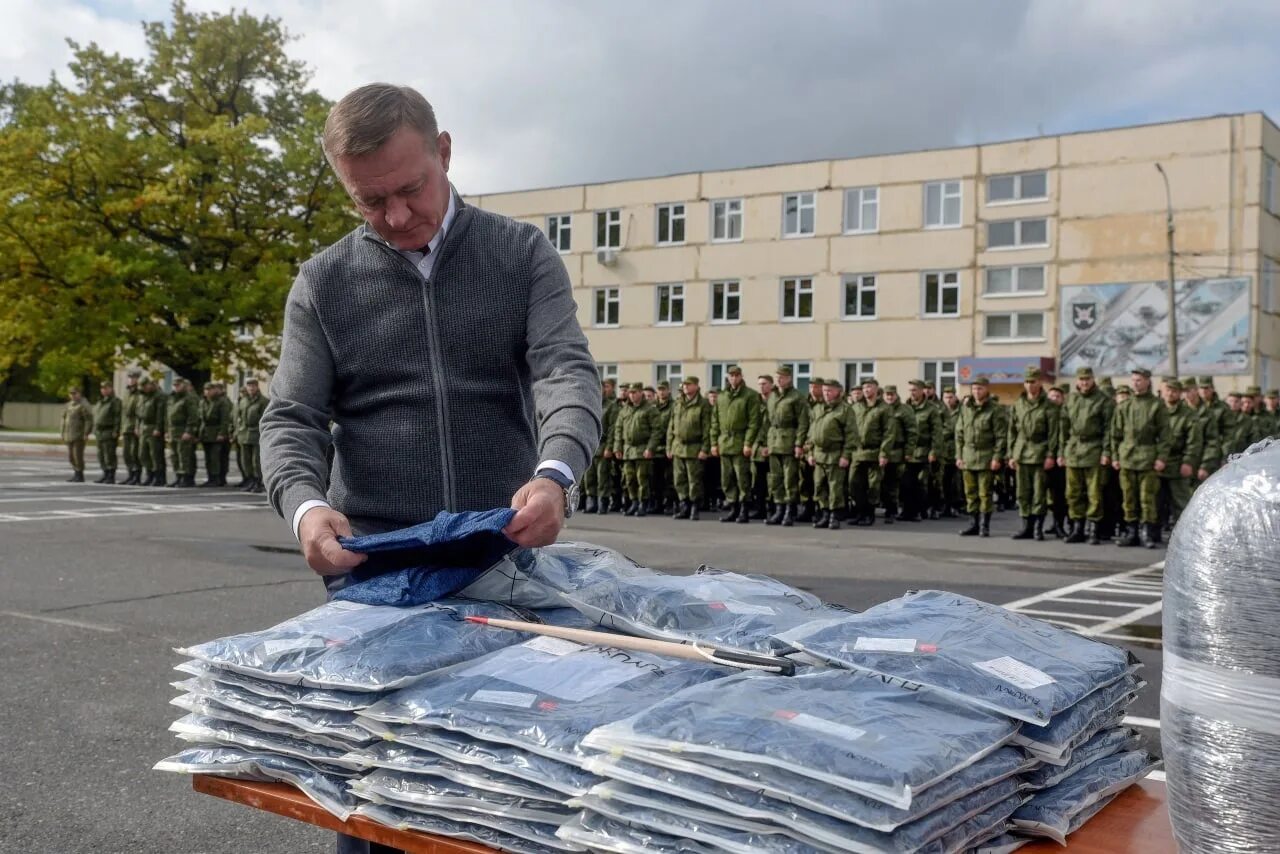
left=0, top=609, right=120, bottom=633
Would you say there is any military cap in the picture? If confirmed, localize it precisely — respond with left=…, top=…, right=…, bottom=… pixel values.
left=1180, top=377, right=1197, bottom=389
left=727, top=365, right=743, bottom=375
left=1198, top=376, right=1215, bottom=387
left=1227, top=390, right=1241, bottom=398
left=643, top=385, right=656, bottom=393
left=908, top=379, right=925, bottom=389
left=1269, top=389, right=1280, bottom=399
left=825, top=379, right=843, bottom=390
left=214, top=381, right=226, bottom=389
left=1130, top=368, right=1152, bottom=378
left=1163, top=377, right=1182, bottom=391
left=1024, top=367, right=1042, bottom=381
left=173, top=377, right=188, bottom=386
left=1055, top=384, right=1070, bottom=395
left=139, top=375, right=155, bottom=384
left=926, top=381, right=937, bottom=389
left=245, top=377, right=260, bottom=385
left=203, top=381, right=216, bottom=390
left=971, top=375, right=990, bottom=386
left=99, top=379, right=113, bottom=387
left=656, top=381, right=669, bottom=390
left=682, top=376, right=699, bottom=385
left=127, top=369, right=142, bottom=378
left=861, top=376, right=879, bottom=386
left=775, top=365, right=793, bottom=376
left=883, top=384, right=898, bottom=394
left=757, top=374, right=772, bottom=383
left=942, top=385, right=956, bottom=394
left=629, top=382, right=644, bottom=391
left=1075, top=366, right=1094, bottom=379
left=810, top=377, right=825, bottom=385
left=1246, top=385, right=1262, bottom=396
left=1116, top=385, right=1132, bottom=394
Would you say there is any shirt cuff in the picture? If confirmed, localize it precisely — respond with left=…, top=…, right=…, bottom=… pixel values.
left=535, top=459, right=575, bottom=482
left=292, top=499, right=332, bottom=540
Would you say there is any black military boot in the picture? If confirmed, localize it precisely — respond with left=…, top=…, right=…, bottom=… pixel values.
left=828, top=512, right=842, bottom=530
left=980, top=512, right=992, bottom=537
left=622, top=499, right=636, bottom=517
left=779, top=503, right=794, bottom=527
left=596, top=497, right=609, bottom=515
left=1033, top=515, right=1045, bottom=541
left=1086, top=520, right=1100, bottom=545
left=737, top=502, right=751, bottom=523
left=251, top=479, right=265, bottom=494
left=766, top=503, right=785, bottom=525
left=959, top=514, right=980, bottom=536
left=1065, top=519, right=1087, bottom=543
left=105, top=470, right=116, bottom=484
left=720, top=502, right=739, bottom=523
left=1011, top=517, right=1034, bottom=540
left=942, top=505, right=957, bottom=518
left=95, top=471, right=110, bottom=483
left=1117, top=523, right=1140, bottom=547
left=584, top=497, right=597, bottom=514
left=858, top=509, right=876, bottom=527
left=750, top=500, right=767, bottom=521
left=1151, top=524, right=1163, bottom=545
left=812, top=510, right=829, bottom=529
left=796, top=502, right=813, bottom=523
left=66, top=472, right=80, bottom=482
left=1140, top=523, right=1157, bottom=549
left=636, top=500, right=648, bottom=517
left=883, top=506, right=895, bottom=526
left=689, top=502, right=700, bottom=521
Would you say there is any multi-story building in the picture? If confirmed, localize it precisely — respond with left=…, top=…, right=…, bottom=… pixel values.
left=467, top=112, right=1280, bottom=398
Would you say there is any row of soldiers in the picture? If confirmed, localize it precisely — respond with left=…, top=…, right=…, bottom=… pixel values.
left=579, top=365, right=1279, bottom=542
left=59, top=371, right=268, bottom=491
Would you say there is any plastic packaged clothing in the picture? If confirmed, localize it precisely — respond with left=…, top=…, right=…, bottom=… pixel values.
left=153, top=746, right=359, bottom=820
left=555, top=810, right=718, bottom=854
left=354, top=799, right=576, bottom=852
left=359, top=637, right=726, bottom=766
left=775, top=590, right=1137, bottom=724
left=169, top=714, right=362, bottom=771
left=175, top=598, right=529, bottom=691
left=360, top=724, right=600, bottom=796
left=971, top=833, right=1030, bottom=854
left=333, top=509, right=517, bottom=606
left=1014, top=675, right=1143, bottom=761
left=1161, top=440, right=1280, bottom=854
left=559, top=565, right=850, bottom=654
left=174, top=660, right=376, bottom=711
left=583, top=745, right=1033, bottom=834
left=1022, top=727, right=1143, bottom=790
left=459, top=540, right=658, bottom=609
left=356, top=803, right=567, bottom=854
left=352, top=770, right=572, bottom=824
left=172, top=678, right=374, bottom=743
left=341, top=741, right=565, bottom=802
left=170, top=693, right=368, bottom=752
left=922, top=793, right=1026, bottom=853
left=1011, top=750, right=1158, bottom=845
left=582, top=669, right=1018, bottom=809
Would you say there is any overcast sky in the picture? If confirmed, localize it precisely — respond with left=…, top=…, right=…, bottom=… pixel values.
left=4, top=0, right=1279, bottom=194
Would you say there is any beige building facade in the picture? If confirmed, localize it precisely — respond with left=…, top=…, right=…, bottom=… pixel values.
left=469, top=112, right=1280, bottom=398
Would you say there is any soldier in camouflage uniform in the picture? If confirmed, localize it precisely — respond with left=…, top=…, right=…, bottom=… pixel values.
left=956, top=376, right=1005, bottom=537
left=750, top=375, right=775, bottom=520
left=650, top=381, right=675, bottom=514
left=61, top=387, right=93, bottom=482
left=880, top=385, right=917, bottom=524
left=901, top=379, right=942, bottom=522
left=1180, top=378, right=1219, bottom=492
left=848, top=378, right=898, bottom=527
left=166, top=378, right=201, bottom=488
left=138, top=377, right=167, bottom=485
left=121, top=369, right=144, bottom=484
left=237, top=378, right=268, bottom=493
left=1059, top=367, right=1111, bottom=545
left=798, top=378, right=825, bottom=522
left=198, top=381, right=234, bottom=487
left=764, top=365, right=810, bottom=527
left=712, top=365, right=764, bottom=524
left=805, top=380, right=856, bottom=530
left=1194, top=378, right=1227, bottom=477
left=1157, top=378, right=1204, bottom=535
left=667, top=376, right=713, bottom=520
left=583, top=379, right=619, bottom=514
left=92, top=380, right=123, bottom=483
left=613, top=382, right=661, bottom=516
left=1107, top=369, right=1171, bottom=549
left=936, top=385, right=961, bottom=517
left=1044, top=383, right=1070, bottom=538
left=1096, top=377, right=1121, bottom=540
left=1005, top=367, right=1058, bottom=541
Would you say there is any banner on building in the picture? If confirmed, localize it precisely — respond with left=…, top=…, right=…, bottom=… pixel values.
left=958, top=357, right=1056, bottom=386
left=1059, top=277, right=1250, bottom=376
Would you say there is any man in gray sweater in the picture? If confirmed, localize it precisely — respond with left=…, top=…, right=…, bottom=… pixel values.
left=261, top=84, right=601, bottom=598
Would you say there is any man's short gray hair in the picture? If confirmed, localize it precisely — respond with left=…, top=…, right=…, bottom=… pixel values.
left=322, top=84, right=439, bottom=163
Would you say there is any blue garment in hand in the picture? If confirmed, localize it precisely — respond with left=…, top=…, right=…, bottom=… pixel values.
left=334, top=509, right=517, bottom=606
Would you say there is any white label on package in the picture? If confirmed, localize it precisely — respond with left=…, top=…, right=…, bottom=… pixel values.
left=461, top=648, right=648, bottom=702
left=470, top=690, right=537, bottom=708
left=522, top=636, right=583, bottom=656
left=849, top=637, right=918, bottom=653
left=974, top=656, right=1056, bottom=690
left=777, top=710, right=866, bottom=743
left=720, top=600, right=777, bottom=616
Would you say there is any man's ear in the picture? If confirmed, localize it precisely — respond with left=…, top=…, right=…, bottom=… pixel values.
left=437, top=131, right=452, bottom=173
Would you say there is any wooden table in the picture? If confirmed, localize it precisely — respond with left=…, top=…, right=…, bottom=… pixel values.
left=193, top=775, right=1177, bottom=853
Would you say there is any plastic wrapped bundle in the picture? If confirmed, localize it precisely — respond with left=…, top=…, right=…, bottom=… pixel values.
left=357, top=803, right=569, bottom=854
left=169, top=714, right=363, bottom=770
left=555, top=810, right=718, bottom=854
left=1162, top=440, right=1280, bottom=853
left=342, top=742, right=567, bottom=803
left=351, top=769, right=574, bottom=824
left=1011, top=750, right=1158, bottom=845
left=1013, top=675, right=1144, bottom=762
left=458, top=541, right=658, bottom=608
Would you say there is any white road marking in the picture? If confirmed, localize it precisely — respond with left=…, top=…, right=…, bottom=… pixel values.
left=0, top=501, right=267, bottom=522
left=1002, top=563, right=1162, bottom=611
left=1016, top=608, right=1109, bottom=622
left=1005, top=561, right=1164, bottom=643
left=0, top=610, right=120, bottom=633
left=1053, top=597, right=1153, bottom=607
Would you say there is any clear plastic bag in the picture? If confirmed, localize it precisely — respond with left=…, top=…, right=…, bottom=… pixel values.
left=341, top=741, right=565, bottom=802
left=172, top=678, right=373, bottom=743
left=169, top=693, right=368, bottom=752
left=351, top=769, right=573, bottom=824
left=174, top=659, right=376, bottom=711
left=354, top=800, right=577, bottom=852
left=1022, top=727, right=1143, bottom=790
left=583, top=745, right=1033, bottom=835
left=152, top=746, right=359, bottom=820
left=971, top=832, right=1030, bottom=854
left=776, top=590, right=1137, bottom=725
left=458, top=541, right=658, bottom=608
left=1162, top=440, right=1280, bottom=853
left=175, top=599, right=528, bottom=691
left=169, top=713, right=361, bottom=771
left=1014, top=675, right=1143, bottom=761
left=1011, top=750, right=1158, bottom=844
left=356, top=803, right=568, bottom=854
left=582, top=669, right=1018, bottom=810
left=358, top=637, right=725, bottom=767
left=555, top=810, right=717, bottom=854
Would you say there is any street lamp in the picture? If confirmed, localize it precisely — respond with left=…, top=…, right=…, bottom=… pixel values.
left=1154, top=163, right=1178, bottom=377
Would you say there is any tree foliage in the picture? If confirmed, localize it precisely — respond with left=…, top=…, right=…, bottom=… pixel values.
left=0, top=2, right=355, bottom=392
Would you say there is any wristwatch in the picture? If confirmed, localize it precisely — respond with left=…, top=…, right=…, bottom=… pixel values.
left=533, top=468, right=578, bottom=519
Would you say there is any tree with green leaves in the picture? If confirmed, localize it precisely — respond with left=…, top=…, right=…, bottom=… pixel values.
left=0, top=2, right=355, bottom=394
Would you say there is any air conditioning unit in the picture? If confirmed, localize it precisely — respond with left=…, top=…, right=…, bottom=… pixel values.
left=596, top=249, right=618, bottom=267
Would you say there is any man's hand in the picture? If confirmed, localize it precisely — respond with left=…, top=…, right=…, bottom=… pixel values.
left=642, top=449, right=653, bottom=460
left=879, top=456, right=888, bottom=467
left=793, top=446, right=804, bottom=459
left=1154, top=459, right=1167, bottom=473
left=1101, top=455, right=1111, bottom=467
left=839, top=457, right=850, bottom=469
left=298, top=507, right=367, bottom=577
left=742, top=445, right=753, bottom=458
left=956, top=460, right=965, bottom=470
left=1043, top=457, right=1055, bottom=471
left=182, top=432, right=193, bottom=442
left=711, top=445, right=719, bottom=457
left=990, top=460, right=1002, bottom=471
left=697, top=451, right=708, bottom=461
left=1180, top=463, right=1193, bottom=478
left=761, top=447, right=770, bottom=457
left=216, top=434, right=226, bottom=442
left=1057, top=456, right=1066, bottom=468
left=602, top=449, right=613, bottom=459
left=666, top=452, right=673, bottom=460
left=1008, top=460, right=1018, bottom=471
left=1198, top=467, right=1209, bottom=481
left=504, top=478, right=566, bottom=548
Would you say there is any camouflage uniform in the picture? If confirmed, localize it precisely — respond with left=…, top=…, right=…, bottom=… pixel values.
left=880, top=387, right=918, bottom=522
left=139, top=382, right=167, bottom=484
left=1060, top=368, right=1111, bottom=541
left=121, top=373, right=144, bottom=482
left=902, top=382, right=943, bottom=522
left=236, top=384, right=268, bottom=492
left=848, top=384, right=898, bottom=526
left=1110, top=372, right=1172, bottom=548
left=805, top=395, right=856, bottom=529
left=612, top=383, right=662, bottom=514
left=765, top=370, right=810, bottom=522
left=955, top=378, right=1006, bottom=536
left=1006, top=368, right=1059, bottom=540
left=198, top=382, right=234, bottom=486
left=166, top=380, right=201, bottom=486
left=584, top=387, right=620, bottom=512
left=61, top=392, right=93, bottom=480
left=666, top=378, right=713, bottom=519
left=1158, top=381, right=1204, bottom=530
left=92, top=388, right=123, bottom=482
left=713, top=370, right=764, bottom=521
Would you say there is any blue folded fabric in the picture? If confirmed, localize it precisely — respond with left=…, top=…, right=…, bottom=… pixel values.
left=334, top=509, right=517, bottom=606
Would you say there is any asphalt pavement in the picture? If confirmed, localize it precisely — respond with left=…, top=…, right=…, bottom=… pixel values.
left=0, top=450, right=1164, bottom=853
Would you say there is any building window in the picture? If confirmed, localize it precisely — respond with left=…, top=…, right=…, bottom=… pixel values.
left=593, top=287, right=620, bottom=327
left=711, top=280, right=741, bottom=323
left=781, top=277, right=814, bottom=321
left=655, top=283, right=685, bottom=325
left=596, top=363, right=619, bottom=383
left=1265, top=157, right=1279, bottom=216
left=922, top=271, right=961, bottom=317
left=984, top=265, right=1047, bottom=296
left=987, top=171, right=1048, bottom=204
left=712, top=198, right=743, bottom=242
left=595, top=209, right=621, bottom=249
left=779, top=361, right=813, bottom=393
left=924, top=180, right=962, bottom=228
left=987, top=217, right=1048, bottom=249
left=921, top=360, right=958, bottom=392
left=1264, top=257, right=1278, bottom=314
left=656, top=203, right=686, bottom=245
left=655, top=362, right=683, bottom=386
left=841, top=274, right=877, bottom=319
left=984, top=312, right=1046, bottom=341
left=782, top=192, right=816, bottom=237
left=843, top=187, right=878, bottom=233
left=707, top=362, right=737, bottom=391
left=546, top=214, right=571, bottom=252
left=844, top=360, right=876, bottom=391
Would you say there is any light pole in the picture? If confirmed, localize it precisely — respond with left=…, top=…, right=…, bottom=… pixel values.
left=1155, top=163, right=1179, bottom=377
